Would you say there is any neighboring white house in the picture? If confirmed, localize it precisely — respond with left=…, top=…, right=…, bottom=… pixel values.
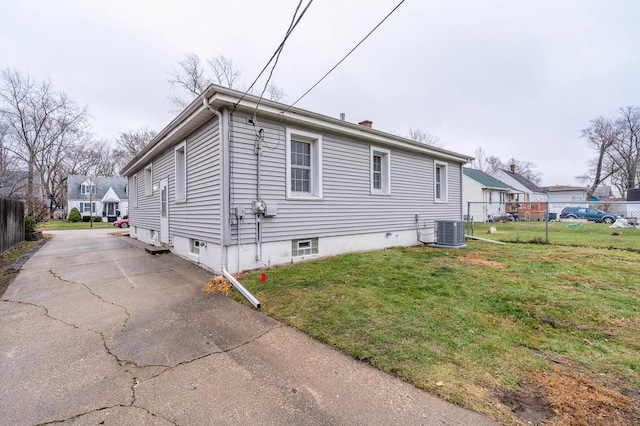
left=462, top=168, right=520, bottom=222
left=491, top=166, right=547, bottom=221
left=121, top=84, right=474, bottom=274
left=543, top=185, right=588, bottom=202
left=492, top=166, right=546, bottom=202
left=542, top=185, right=589, bottom=217
left=67, top=175, right=129, bottom=222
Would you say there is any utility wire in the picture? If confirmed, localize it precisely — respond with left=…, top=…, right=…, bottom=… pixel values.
left=234, top=0, right=313, bottom=108
left=284, top=0, right=406, bottom=112
left=255, top=0, right=304, bottom=109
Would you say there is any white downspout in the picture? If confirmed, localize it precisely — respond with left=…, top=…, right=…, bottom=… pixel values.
left=204, top=97, right=226, bottom=273
left=204, top=97, right=261, bottom=309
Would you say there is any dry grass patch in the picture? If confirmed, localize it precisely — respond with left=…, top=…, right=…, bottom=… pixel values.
left=534, top=369, right=640, bottom=426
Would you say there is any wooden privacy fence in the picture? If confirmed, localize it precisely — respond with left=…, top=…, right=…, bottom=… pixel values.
left=1, top=198, right=25, bottom=254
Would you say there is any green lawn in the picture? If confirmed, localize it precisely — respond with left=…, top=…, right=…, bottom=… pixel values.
left=37, top=219, right=115, bottom=230
left=233, top=242, right=640, bottom=425
left=470, top=221, right=640, bottom=251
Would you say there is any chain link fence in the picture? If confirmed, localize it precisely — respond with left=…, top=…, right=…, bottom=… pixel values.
left=465, top=201, right=640, bottom=251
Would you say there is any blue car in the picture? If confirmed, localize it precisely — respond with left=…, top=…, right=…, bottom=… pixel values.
left=559, top=207, right=617, bottom=224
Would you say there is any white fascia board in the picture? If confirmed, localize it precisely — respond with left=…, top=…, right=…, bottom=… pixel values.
left=121, top=104, right=209, bottom=176
left=208, top=93, right=473, bottom=164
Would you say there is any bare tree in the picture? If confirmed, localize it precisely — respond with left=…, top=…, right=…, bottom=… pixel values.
left=609, top=106, right=640, bottom=194
left=477, top=153, right=542, bottom=185
left=407, top=128, right=440, bottom=146
left=266, top=83, right=285, bottom=102
left=580, top=106, right=640, bottom=198
left=168, top=54, right=211, bottom=112
left=506, top=158, right=542, bottom=185
left=484, top=156, right=504, bottom=174
left=0, top=124, right=26, bottom=198
left=168, top=53, right=285, bottom=111
left=578, top=116, right=620, bottom=200
left=207, top=55, right=241, bottom=88
left=0, top=68, right=90, bottom=215
left=470, top=147, right=490, bottom=173
left=112, top=127, right=157, bottom=173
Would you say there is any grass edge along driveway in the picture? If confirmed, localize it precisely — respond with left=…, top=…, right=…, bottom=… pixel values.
left=232, top=242, right=640, bottom=426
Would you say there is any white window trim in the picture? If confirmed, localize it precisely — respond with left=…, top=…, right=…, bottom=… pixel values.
left=175, top=141, right=187, bottom=203
left=370, top=146, right=391, bottom=195
left=144, top=164, right=153, bottom=196
left=285, top=128, right=323, bottom=200
left=434, top=160, right=449, bottom=203
left=132, top=174, right=138, bottom=208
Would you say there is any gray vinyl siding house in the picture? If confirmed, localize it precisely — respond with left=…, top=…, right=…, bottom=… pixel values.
left=121, top=85, right=473, bottom=274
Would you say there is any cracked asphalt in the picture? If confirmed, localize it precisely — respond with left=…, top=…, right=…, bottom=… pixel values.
left=0, top=229, right=496, bottom=426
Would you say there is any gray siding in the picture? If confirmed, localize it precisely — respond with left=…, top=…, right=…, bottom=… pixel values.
left=227, top=111, right=463, bottom=244
left=129, top=118, right=221, bottom=243
left=171, top=119, right=221, bottom=242
left=129, top=163, right=160, bottom=232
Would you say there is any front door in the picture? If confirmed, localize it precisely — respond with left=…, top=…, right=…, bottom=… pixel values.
left=160, top=178, right=169, bottom=244
left=107, top=203, right=115, bottom=216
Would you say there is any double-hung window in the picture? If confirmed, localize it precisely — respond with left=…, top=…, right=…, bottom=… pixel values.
left=144, top=165, right=153, bottom=196
left=434, top=160, right=448, bottom=203
left=175, top=141, right=186, bottom=202
left=286, top=128, right=322, bottom=199
left=132, top=175, right=138, bottom=208
left=81, top=183, right=96, bottom=195
left=370, top=147, right=390, bottom=194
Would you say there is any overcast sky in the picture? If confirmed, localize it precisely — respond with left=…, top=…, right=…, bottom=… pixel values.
left=1, top=0, right=639, bottom=186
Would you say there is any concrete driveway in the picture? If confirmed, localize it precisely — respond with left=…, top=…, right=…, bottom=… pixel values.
left=0, top=230, right=496, bottom=425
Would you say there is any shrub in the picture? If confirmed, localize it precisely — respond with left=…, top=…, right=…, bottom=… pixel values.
left=123, top=215, right=128, bottom=219
left=82, top=215, right=103, bottom=222
left=25, top=195, right=49, bottom=222
left=24, top=216, right=36, bottom=234
left=68, top=207, right=81, bottom=222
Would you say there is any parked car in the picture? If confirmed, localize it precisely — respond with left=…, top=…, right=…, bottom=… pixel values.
left=559, top=207, right=617, bottom=223
left=113, top=218, right=129, bottom=228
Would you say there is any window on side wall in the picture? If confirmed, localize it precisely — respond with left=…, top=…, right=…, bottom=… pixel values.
left=434, top=161, right=448, bottom=203
left=132, top=175, right=138, bottom=208
left=175, top=141, right=186, bottom=202
left=144, top=165, right=152, bottom=196
left=370, top=147, right=390, bottom=194
left=286, top=128, right=322, bottom=199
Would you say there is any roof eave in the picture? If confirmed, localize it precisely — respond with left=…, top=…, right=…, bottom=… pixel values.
left=121, top=85, right=474, bottom=176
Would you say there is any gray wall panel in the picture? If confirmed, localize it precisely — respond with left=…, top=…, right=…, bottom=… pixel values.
left=227, top=111, right=464, bottom=243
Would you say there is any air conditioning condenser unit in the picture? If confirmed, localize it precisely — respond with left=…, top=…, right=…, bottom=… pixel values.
left=430, top=220, right=466, bottom=248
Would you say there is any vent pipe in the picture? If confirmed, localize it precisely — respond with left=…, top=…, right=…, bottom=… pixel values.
left=340, top=113, right=345, bottom=121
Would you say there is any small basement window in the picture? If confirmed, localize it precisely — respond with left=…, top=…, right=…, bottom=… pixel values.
left=190, top=239, right=201, bottom=255
left=292, top=238, right=318, bottom=257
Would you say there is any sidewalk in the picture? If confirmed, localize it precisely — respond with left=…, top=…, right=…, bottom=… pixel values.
left=0, top=230, right=496, bottom=425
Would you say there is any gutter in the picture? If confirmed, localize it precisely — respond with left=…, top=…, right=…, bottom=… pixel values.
left=122, top=84, right=474, bottom=178
left=211, top=91, right=473, bottom=163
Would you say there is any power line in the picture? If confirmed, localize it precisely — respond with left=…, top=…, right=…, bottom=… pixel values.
left=284, top=0, right=406, bottom=112
left=234, top=0, right=314, bottom=108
